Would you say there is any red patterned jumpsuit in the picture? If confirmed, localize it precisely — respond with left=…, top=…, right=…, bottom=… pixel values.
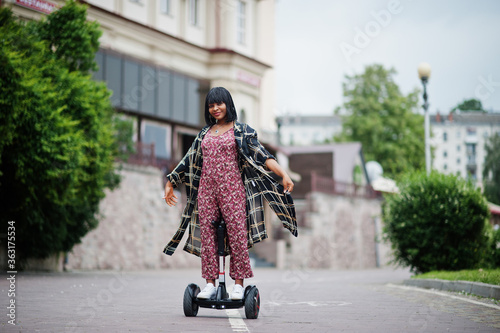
left=198, top=128, right=253, bottom=280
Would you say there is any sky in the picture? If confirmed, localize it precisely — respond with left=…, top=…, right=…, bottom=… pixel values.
left=274, top=0, right=500, bottom=116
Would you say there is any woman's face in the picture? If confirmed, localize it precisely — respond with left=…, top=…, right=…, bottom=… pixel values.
left=208, top=102, right=227, bottom=122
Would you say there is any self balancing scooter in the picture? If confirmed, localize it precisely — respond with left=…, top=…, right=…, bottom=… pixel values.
left=183, top=218, right=260, bottom=319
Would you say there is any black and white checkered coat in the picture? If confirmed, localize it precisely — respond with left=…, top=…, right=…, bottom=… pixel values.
left=164, top=121, right=297, bottom=257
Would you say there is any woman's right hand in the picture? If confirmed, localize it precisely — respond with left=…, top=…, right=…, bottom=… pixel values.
left=164, top=181, right=178, bottom=207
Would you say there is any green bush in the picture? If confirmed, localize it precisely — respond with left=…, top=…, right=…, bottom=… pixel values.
left=383, top=171, right=490, bottom=273
left=0, top=3, right=131, bottom=263
left=482, top=225, right=500, bottom=268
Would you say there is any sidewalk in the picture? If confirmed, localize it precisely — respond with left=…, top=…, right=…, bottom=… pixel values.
left=404, top=278, right=500, bottom=299
left=1, top=267, right=499, bottom=332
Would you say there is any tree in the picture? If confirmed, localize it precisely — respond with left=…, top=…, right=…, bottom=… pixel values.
left=335, top=64, right=424, bottom=179
left=383, top=172, right=490, bottom=273
left=452, top=98, right=484, bottom=112
left=483, top=132, right=500, bottom=205
left=0, top=2, right=130, bottom=263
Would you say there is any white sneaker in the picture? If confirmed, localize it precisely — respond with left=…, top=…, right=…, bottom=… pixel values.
left=197, top=283, right=216, bottom=299
left=231, top=284, right=244, bottom=300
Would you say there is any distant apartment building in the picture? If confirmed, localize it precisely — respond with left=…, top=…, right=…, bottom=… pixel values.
left=276, top=115, right=342, bottom=146
left=3, top=0, right=277, bottom=166
left=431, top=111, right=500, bottom=183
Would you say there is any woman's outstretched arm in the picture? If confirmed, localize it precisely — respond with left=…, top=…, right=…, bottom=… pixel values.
left=265, top=158, right=294, bottom=194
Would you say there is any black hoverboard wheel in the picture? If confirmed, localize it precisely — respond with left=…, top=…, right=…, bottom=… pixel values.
left=244, top=286, right=260, bottom=319
left=183, top=283, right=200, bottom=317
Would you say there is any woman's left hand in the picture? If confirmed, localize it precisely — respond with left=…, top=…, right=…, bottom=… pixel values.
left=282, top=174, right=294, bottom=194
left=265, top=158, right=294, bottom=194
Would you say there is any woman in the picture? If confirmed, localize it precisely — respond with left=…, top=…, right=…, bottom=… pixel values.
left=164, top=87, right=297, bottom=300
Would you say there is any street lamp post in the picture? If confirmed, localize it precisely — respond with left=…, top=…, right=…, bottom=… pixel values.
left=418, top=62, right=431, bottom=175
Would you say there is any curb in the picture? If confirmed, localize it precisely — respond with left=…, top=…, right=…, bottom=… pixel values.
left=403, top=278, right=500, bottom=300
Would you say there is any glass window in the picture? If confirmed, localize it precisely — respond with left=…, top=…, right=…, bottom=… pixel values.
left=172, top=74, right=186, bottom=123
left=189, top=0, right=199, bottom=26
left=143, top=123, right=170, bottom=159
left=160, top=0, right=171, bottom=15
left=443, top=151, right=447, bottom=158
left=96, top=49, right=206, bottom=127
left=140, top=65, right=156, bottom=115
left=157, top=69, right=172, bottom=119
left=457, top=145, right=461, bottom=152
left=105, top=54, right=122, bottom=108
left=457, top=158, right=461, bottom=164
left=466, top=143, right=476, bottom=155
left=186, top=79, right=200, bottom=125
left=93, top=51, right=104, bottom=81
left=443, top=132, right=447, bottom=142
left=237, top=1, right=246, bottom=44
left=123, top=60, right=140, bottom=111
left=466, top=127, right=477, bottom=136
left=444, top=164, right=447, bottom=170
left=240, top=109, right=246, bottom=123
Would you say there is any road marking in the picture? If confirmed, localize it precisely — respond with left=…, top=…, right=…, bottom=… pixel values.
left=264, top=300, right=351, bottom=307
left=386, top=283, right=500, bottom=310
left=226, top=309, right=250, bottom=332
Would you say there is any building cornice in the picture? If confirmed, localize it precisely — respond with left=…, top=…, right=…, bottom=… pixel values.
left=79, top=1, right=272, bottom=71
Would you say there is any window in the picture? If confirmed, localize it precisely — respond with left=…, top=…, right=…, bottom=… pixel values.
left=456, top=130, right=461, bottom=138
left=172, top=74, right=186, bottom=123
left=443, top=150, right=447, bottom=158
left=240, top=109, right=247, bottom=123
left=466, top=143, right=476, bottom=165
left=237, top=1, right=246, bottom=44
left=160, top=0, right=171, bottom=15
left=466, top=127, right=477, bottom=136
left=157, top=70, right=172, bottom=119
left=93, top=52, right=104, bottom=81
left=94, top=49, right=208, bottom=126
left=143, top=123, right=170, bottom=159
left=123, top=60, right=140, bottom=111
left=457, top=158, right=461, bottom=164
left=443, top=132, right=447, bottom=142
left=444, top=163, right=447, bottom=170
left=186, top=79, right=200, bottom=124
left=129, top=0, right=143, bottom=5
left=140, top=65, right=156, bottom=115
left=189, top=0, right=199, bottom=26
left=457, top=145, right=461, bottom=152
left=105, top=54, right=122, bottom=107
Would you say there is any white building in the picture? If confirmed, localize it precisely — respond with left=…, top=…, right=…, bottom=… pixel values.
left=431, top=111, right=500, bottom=183
left=3, top=0, right=277, bottom=165
left=276, top=115, right=342, bottom=146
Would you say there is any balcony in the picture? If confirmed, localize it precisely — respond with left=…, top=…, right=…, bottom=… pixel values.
left=127, top=142, right=157, bottom=167
left=310, top=172, right=379, bottom=199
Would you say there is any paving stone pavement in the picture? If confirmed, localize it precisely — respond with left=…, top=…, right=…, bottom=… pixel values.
left=1, top=267, right=499, bottom=332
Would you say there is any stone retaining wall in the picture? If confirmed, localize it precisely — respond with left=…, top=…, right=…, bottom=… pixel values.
left=67, top=165, right=393, bottom=272
left=66, top=164, right=199, bottom=271
left=287, top=192, right=393, bottom=269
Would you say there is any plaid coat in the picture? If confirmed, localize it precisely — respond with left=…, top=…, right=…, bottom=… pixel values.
left=164, top=121, right=297, bottom=257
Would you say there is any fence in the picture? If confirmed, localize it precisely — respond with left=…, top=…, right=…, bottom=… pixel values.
left=310, top=172, right=379, bottom=199
left=127, top=142, right=156, bottom=167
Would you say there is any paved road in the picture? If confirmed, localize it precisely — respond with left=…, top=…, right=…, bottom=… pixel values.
left=1, top=267, right=499, bottom=332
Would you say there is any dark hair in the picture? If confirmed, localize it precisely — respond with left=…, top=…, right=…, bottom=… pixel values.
left=204, top=87, right=238, bottom=125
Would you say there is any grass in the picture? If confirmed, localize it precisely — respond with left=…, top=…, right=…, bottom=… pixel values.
left=412, top=269, right=500, bottom=285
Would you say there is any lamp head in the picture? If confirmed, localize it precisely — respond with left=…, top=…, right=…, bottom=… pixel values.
left=418, top=62, right=431, bottom=82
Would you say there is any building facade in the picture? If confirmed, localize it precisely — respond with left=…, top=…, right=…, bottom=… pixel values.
left=1, top=0, right=285, bottom=270
left=431, top=111, right=500, bottom=183
left=276, top=115, right=343, bottom=146
left=3, top=0, right=277, bottom=167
